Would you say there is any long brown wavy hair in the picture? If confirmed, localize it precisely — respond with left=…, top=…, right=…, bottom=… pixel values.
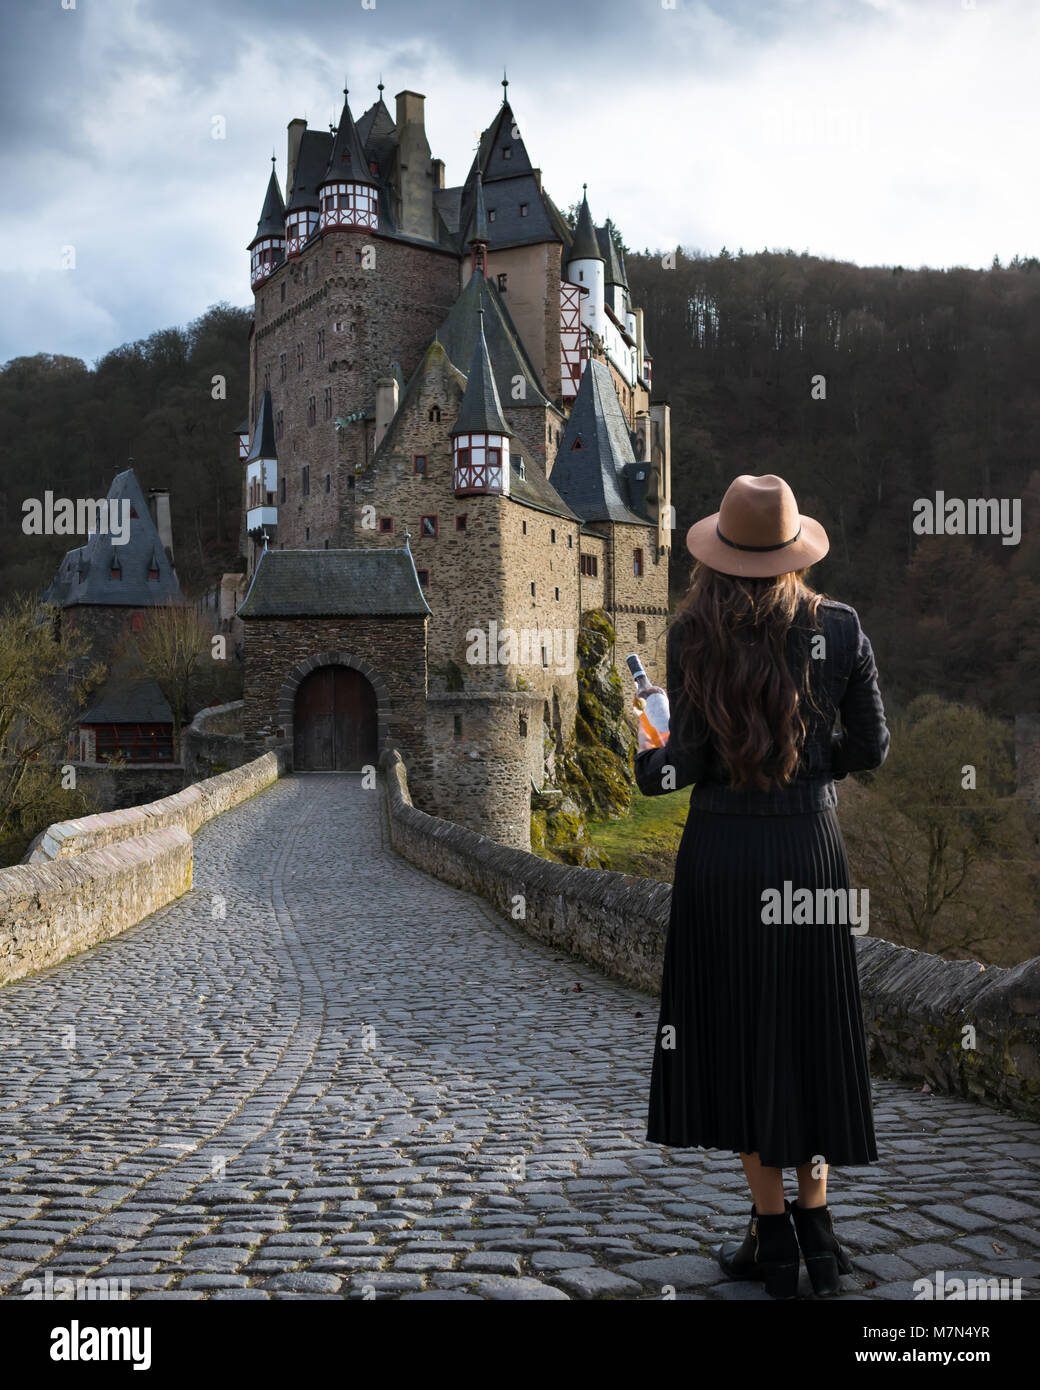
left=670, top=562, right=826, bottom=791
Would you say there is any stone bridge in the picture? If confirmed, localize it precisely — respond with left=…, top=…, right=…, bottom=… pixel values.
left=0, top=773, right=1038, bottom=1301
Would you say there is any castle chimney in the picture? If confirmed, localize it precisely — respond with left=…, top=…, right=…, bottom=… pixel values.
left=393, top=90, right=434, bottom=240
left=149, top=488, right=174, bottom=563
left=286, top=118, right=307, bottom=194
left=375, top=376, right=399, bottom=445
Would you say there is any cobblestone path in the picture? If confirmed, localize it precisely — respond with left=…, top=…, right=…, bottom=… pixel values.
left=1, top=775, right=1038, bottom=1301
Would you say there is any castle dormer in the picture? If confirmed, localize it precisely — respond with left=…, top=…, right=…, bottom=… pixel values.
left=319, top=88, right=379, bottom=233
left=248, top=160, right=286, bottom=289
left=452, top=309, right=512, bottom=497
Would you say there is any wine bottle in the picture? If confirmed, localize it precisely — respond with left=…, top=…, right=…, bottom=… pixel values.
left=626, top=654, right=669, bottom=745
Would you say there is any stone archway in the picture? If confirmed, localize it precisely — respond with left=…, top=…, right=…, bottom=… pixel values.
left=278, top=651, right=391, bottom=772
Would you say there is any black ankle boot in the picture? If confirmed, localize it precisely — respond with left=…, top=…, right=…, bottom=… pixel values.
left=791, top=1200, right=852, bottom=1296
left=717, top=1200, right=800, bottom=1300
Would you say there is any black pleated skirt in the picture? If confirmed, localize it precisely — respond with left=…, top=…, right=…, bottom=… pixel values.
left=647, top=806, right=877, bottom=1167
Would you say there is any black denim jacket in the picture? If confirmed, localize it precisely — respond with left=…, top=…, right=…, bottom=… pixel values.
left=634, top=598, right=890, bottom=814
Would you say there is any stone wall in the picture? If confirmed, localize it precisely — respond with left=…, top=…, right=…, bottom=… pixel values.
left=1, top=750, right=286, bottom=989
left=381, top=747, right=1040, bottom=1121
left=181, top=701, right=247, bottom=781
left=61, top=763, right=187, bottom=814
left=0, top=828, right=192, bottom=988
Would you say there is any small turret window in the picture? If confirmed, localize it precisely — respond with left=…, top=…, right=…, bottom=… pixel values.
left=520, top=204, right=528, bottom=217
left=428, top=405, right=441, bottom=422
left=414, top=455, right=427, bottom=474
left=497, top=273, right=508, bottom=292
left=488, top=209, right=496, bottom=222
left=421, top=515, right=437, bottom=538
left=572, top=436, right=583, bottom=450
left=380, top=517, right=393, bottom=532
left=502, top=145, right=512, bottom=159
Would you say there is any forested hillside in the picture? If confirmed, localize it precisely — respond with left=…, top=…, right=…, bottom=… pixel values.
left=625, top=248, right=1040, bottom=719
left=0, top=304, right=251, bottom=602
left=2, top=251, right=1038, bottom=721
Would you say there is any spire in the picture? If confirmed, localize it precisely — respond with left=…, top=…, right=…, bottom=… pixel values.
left=502, top=69, right=508, bottom=102
left=249, top=167, right=286, bottom=248
left=453, top=306, right=512, bottom=438
left=322, top=86, right=377, bottom=186
left=469, top=168, right=489, bottom=251
left=569, top=185, right=602, bottom=263
left=246, top=389, right=278, bottom=462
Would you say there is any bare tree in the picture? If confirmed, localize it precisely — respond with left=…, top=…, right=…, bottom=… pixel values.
left=133, top=602, right=211, bottom=759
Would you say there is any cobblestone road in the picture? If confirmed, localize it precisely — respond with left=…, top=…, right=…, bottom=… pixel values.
left=1, top=775, right=1038, bottom=1301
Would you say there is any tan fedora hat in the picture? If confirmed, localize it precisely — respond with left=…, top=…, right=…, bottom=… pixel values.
left=685, top=473, right=829, bottom=577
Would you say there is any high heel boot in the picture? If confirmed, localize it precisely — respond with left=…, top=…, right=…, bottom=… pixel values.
left=791, top=1200, right=852, bottom=1296
left=717, top=1200, right=800, bottom=1300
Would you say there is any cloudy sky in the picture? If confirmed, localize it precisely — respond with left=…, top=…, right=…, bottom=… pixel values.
left=1, top=0, right=1036, bottom=366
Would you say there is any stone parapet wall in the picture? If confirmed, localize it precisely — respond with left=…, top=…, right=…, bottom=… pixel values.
left=381, top=747, right=1040, bottom=1121
left=0, top=828, right=192, bottom=987
left=27, top=751, right=285, bottom=863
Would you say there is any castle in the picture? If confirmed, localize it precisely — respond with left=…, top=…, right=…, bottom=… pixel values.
left=235, top=78, right=673, bottom=848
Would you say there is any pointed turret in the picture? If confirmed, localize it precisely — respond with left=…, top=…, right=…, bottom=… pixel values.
left=248, top=160, right=286, bottom=289
left=452, top=309, right=511, bottom=497
left=285, top=127, right=332, bottom=256
left=245, top=389, right=279, bottom=560
left=319, top=87, right=379, bottom=233
left=467, top=169, right=489, bottom=277
left=566, top=185, right=605, bottom=338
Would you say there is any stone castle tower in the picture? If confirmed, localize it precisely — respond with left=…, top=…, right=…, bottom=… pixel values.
left=237, top=78, right=672, bottom=849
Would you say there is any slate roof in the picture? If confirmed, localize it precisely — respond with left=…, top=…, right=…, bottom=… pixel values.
left=568, top=191, right=602, bottom=263
left=548, top=361, right=651, bottom=526
left=436, top=271, right=551, bottom=412
left=40, top=469, right=185, bottom=609
left=79, top=679, right=173, bottom=726
left=249, top=167, right=286, bottom=248
left=597, top=223, right=628, bottom=288
left=455, top=102, right=562, bottom=253
left=323, top=92, right=378, bottom=187
left=509, top=455, right=581, bottom=523
left=453, top=312, right=511, bottom=437
left=246, top=389, right=278, bottom=463
left=467, top=171, right=489, bottom=244
left=286, top=129, right=333, bottom=212
left=238, top=548, right=432, bottom=618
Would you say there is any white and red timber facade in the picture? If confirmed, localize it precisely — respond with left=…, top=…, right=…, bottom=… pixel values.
left=237, top=78, right=672, bottom=849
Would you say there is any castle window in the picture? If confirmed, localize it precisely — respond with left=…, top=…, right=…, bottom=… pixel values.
left=323, top=387, right=332, bottom=419
left=302, top=465, right=310, bottom=496
left=530, top=581, right=535, bottom=596
left=568, top=533, right=573, bottom=548
left=428, top=405, right=441, bottom=422
left=502, top=145, right=512, bottom=160
left=379, top=517, right=393, bottom=532
left=572, top=435, right=583, bottom=449
left=554, top=586, right=559, bottom=600
left=280, top=282, right=286, bottom=302
left=336, top=249, right=344, bottom=263
left=421, top=514, right=437, bottom=538
left=279, top=352, right=287, bottom=381
left=519, top=712, right=527, bottom=736
left=637, top=620, right=646, bottom=642
left=280, top=477, right=286, bottom=503
left=307, top=395, right=316, bottom=426
left=497, top=273, right=508, bottom=292
left=414, top=454, right=427, bottom=474
left=633, top=548, right=644, bottom=577
left=580, top=554, right=599, bottom=578
left=453, top=715, right=463, bottom=739
left=488, top=208, right=496, bottom=222
left=305, top=526, right=310, bottom=540
left=520, top=204, right=528, bottom=217
left=417, top=568, right=429, bottom=586
left=522, top=519, right=527, bottom=535
left=541, top=641, right=549, bottom=667
left=551, top=528, right=556, bottom=543
left=148, top=566, right=159, bottom=581
left=317, top=327, right=325, bottom=360
left=334, top=320, right=344, bottom=333
left=325, top=472, right=331, bottom=493
left=275, top=410, right=284, bottom=440
left=355, top=250, right=363, bottom=264
left=578, top=270, right=584, bottom=281
left=456, top=514, right=467, bottom=531
left=516, top=458, right=526, bottom=481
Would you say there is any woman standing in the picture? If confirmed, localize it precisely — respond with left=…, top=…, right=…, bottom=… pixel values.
left=634, top=474, right=890, bottom=1300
